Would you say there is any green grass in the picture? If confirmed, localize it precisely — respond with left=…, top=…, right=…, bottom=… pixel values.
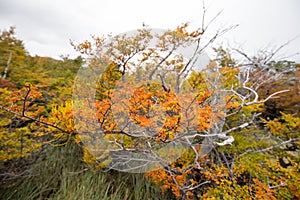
left=0, top=143, right=169, bottom=200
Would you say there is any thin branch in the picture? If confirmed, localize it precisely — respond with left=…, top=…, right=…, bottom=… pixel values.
left=0, top=105, right=72, bottom=135
left=157, top=73, right=170, bottom=92
left=149, top=44, right=176, bottom=80
left=264, top=35, right=300, bottom=64
left=240, top=138, right=299, bottom=156
left=183, top=180, right=211, bottom=191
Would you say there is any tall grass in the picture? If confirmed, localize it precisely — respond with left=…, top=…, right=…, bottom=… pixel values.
left=0, top=143, right=171, bottom=200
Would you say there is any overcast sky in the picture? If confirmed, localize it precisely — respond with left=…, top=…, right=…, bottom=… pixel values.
left=0, top=0, right=299, bottom=62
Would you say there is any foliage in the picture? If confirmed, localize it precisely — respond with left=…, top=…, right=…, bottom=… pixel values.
left=0, top=27, right=27, bottom=82
left=0, top=20, right=299, bottom=200
left=259, top=61, right=300, bottom=119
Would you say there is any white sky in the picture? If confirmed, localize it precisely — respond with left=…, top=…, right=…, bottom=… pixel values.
left=0, top=0, right=299, bottom=62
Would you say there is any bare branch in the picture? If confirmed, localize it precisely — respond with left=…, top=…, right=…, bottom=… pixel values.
left=149, top=44, right=176, bottom=80
left=240, top=138, right=299, bottom=156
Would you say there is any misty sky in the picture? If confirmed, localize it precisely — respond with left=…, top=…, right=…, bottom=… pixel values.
left=0, top=0, right=299, bottom=62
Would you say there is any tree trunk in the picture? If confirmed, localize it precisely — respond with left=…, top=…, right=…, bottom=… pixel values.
left=2, top=52, right=12, bottom=80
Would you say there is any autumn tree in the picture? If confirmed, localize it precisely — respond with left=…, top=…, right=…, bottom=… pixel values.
left=69, top=17, right=300, bottom=198
left=0, top=27, right=27, bottom=83
left=0, top=13, right=299, bottom=199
